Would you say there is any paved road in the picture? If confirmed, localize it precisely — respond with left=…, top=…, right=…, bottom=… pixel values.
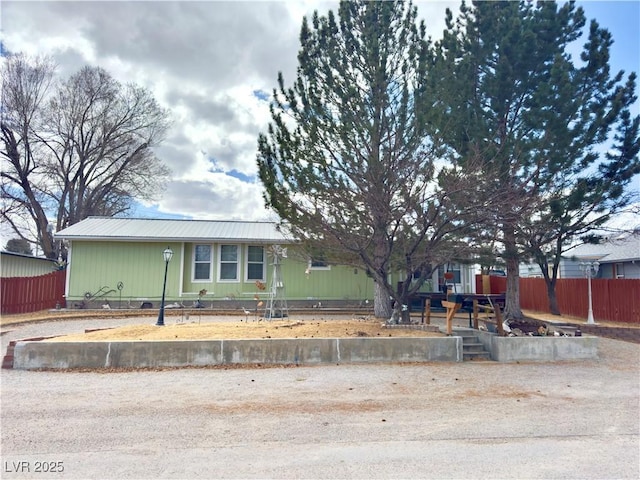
left=1, top=317, right=639, bottom=479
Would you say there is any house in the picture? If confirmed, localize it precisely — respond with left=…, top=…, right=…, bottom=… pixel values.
left=520, top=232, right=640, bottom=279
left=54, top=217, right=478, bottom=309
left=563, top=232, right=640, bottom=279
left=54, top=217, right=370, bottom=309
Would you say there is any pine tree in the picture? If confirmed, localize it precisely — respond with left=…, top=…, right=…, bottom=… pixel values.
left=435, top=0, right=639, bottom=319
left=257, top=0, right=480, bottom=320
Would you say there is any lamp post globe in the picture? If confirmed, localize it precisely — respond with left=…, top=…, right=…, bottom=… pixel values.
left=156, top=246, right=173, bottom=326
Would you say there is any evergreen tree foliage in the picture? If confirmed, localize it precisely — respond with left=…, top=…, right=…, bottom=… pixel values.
left=4, top=237, right=33, bottom=256
left=435, top=0, right=639, bottom=318
left=257, top=0, right=481, bottom=320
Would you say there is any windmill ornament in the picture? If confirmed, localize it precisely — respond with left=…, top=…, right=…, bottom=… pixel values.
left=264, top=245, right=289, bottom=319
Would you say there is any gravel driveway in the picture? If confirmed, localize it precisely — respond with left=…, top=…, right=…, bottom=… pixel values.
left=1, top=317, right=639, bottom=479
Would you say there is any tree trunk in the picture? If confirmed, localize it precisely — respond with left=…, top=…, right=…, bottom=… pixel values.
left=541, top=243, right=562, bottom=316
left=374, top=281, right=392, bottom=319
left=503, top=226, right=523, bottom=320
left=504, top=256, right=523, bottom=320
left=546, top=281, right=561, bottom=315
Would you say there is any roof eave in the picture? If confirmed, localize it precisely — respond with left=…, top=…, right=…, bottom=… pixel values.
left=55, top=235, right=294, bottom=244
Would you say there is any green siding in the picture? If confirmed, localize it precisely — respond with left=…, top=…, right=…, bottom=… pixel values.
left=66, top=241, right=377, bottom=304
left=67, top=241, right=182, bottom=302
left=281, top=259, right=373, bottom=301
left=65, top=239, right=475, bottom=308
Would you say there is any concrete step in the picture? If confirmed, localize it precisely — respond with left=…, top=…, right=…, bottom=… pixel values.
left=458, top=336, right=479, bottom=343
left=463, top=351, right=492, bottom=361
left=462, top=342, right=487, bottom=353
left=455, top=330, right=493, bottom=362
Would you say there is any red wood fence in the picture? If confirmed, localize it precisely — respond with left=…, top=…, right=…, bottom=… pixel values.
left=1, top=270, right=66, bottom=315
left=476, top=275, right=640, bottom=324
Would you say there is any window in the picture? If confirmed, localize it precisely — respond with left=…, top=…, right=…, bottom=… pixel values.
left=219, top=245, right=239, bottom=281
left=439, top=265, right=461, bottom=284
left=308, top=256, right=330, bottom=270
left=193, top=245, right=212, bottom=281
left=246, top=246, right=265, bottom=281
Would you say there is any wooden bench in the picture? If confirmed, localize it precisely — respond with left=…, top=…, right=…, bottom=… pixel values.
left=472, top=299, right=505, bottom=335
left=417, top=293, right=506, bottom=335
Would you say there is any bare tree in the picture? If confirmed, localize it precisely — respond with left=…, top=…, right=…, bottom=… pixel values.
left=1, top=56, right=171, bottom=258
left=1, top=54, right=56, bottom=256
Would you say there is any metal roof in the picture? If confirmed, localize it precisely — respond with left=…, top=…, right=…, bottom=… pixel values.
left=0, top=250, right=56, bottom=261
left=565, top=233, right=640, bottom=263
left=55, top=217, right=292, bottom=243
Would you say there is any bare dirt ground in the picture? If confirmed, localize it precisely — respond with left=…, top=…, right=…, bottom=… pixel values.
left=42, top=318, right=441, bottom=342
left=1, top=309, right=442, bottom=341
left=2, top=314, right=638, bottom=480
left=1, top=309, right=137, bottom=326
left=2, top=308, right=637, bottom=343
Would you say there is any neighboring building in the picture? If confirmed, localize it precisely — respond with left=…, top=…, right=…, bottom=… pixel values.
left=521, top=232, right=640, bottom=279
left=519, top=262, right=552, bottom=278
left=54, top=217, right=477, bottom=308
left=1, top=251, right=58, bottom=278
left=563, top=232, right=640, bottom=279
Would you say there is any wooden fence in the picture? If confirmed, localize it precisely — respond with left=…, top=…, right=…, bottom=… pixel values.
left=476, top=275, right=640, bottom=324
left=1, top=270, right=66, bottom=315
left=2, top=269, right=638, bottom=322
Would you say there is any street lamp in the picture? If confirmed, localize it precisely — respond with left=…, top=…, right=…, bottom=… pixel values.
left=156, top=246, right=173, bottom=326
left=578, top=255, right=603, bottom=325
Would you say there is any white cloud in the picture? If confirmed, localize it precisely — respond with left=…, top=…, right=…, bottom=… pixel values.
left=2, top=0, right=312, bottom=223
left=1, top=0, right=458, bottom=224
left=4, top=0, right=634, bottom=232
left=158, top=174, right=273, bottom=221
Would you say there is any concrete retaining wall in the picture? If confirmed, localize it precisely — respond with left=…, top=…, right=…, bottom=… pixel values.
left=477, top=331, right=599, bottom=362
left=12, top=337, right=461, bottom=370
left=11, top=334, right=599, bottom=370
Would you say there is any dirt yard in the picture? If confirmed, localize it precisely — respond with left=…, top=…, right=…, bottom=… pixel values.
left=43, top=318, right=441, bottom=342
left=4, top=308, right=637, bottom=343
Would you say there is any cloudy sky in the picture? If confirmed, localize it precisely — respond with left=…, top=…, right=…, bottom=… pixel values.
left=1, top=0, right=639, bottom=227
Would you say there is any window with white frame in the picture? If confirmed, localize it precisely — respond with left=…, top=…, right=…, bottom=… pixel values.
left=439, top=264, right=461, bottom=283
left=193, top=244, right=212, bottom=281
left=246, top=245, right=265, bottom=281
left=219, top=244, right=239, bottom=281
left=308, top=256, right=330, bottom=270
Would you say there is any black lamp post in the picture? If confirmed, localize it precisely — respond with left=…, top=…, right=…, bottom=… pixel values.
left=156, top=246, right=173, bottom=326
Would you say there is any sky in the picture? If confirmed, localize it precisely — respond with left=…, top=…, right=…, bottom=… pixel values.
left=1, top=0, right=639, bottom=234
